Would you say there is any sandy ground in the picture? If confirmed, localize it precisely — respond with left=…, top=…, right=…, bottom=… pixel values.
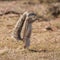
left=0, top=1, right=60, bottom=60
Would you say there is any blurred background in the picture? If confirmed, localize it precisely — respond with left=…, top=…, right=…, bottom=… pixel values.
left=0, top=0, right=60, bottom=60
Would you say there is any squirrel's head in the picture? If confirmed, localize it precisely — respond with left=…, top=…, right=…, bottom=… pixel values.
left=27, top=12, right=39, bottom=21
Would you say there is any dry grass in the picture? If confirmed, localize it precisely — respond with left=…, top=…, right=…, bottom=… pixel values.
left=0, top=1, right=60, bottom=60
